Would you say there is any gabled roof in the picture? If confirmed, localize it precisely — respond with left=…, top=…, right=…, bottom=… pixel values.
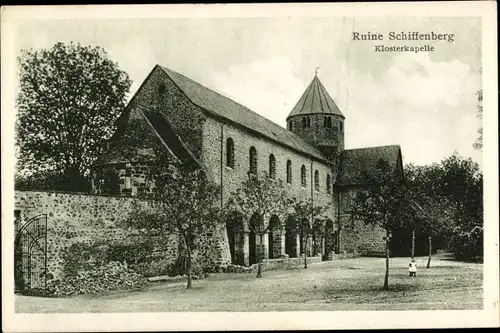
left=287, top=75, right=344, bottom=119
left=158, top=66, right=327, bottom=162
left=336, top=145, right=402, bottom=186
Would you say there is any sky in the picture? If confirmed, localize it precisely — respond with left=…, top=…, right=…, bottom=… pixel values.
left=11, top=15, right=483, bottom=168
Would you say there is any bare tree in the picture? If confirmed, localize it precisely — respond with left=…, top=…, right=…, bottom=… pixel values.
left=350, top=159, right=411, bottom=290
left=227, top=171, right=292, bottom=278
left=126, top=163, right=221, bottom=289
left=291, top=198, right=329, bottom=268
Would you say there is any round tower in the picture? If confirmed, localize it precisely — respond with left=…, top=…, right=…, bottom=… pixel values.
left=286, top=73, right=345, bottom=161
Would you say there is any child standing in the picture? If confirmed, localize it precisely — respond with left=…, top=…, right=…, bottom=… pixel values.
left=409, top=258, right=417, bottom=277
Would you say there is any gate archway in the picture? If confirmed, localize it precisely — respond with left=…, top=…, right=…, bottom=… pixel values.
left=14, top=214, right=48, bottom=292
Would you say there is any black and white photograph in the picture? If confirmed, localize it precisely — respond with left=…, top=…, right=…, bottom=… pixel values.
left=1, top=2, right=498, bottom=331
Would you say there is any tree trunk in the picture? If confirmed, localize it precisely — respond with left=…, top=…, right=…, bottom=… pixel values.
left=383, top=228, right=390, bottom=290
left=411, top=229, right=416, bottom=258
left=256, top=234, right=263, bottom=278
left=185, top=237, right=192, bottom=289
left=304, top=236, right=308, bottom=269
left=427, top=235, right=432, bottom=268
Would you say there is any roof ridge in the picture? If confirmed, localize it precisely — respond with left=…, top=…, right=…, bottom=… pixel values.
left=158, top=65, right=328, bottom=162
left=343, top=144, right=401, bottom=151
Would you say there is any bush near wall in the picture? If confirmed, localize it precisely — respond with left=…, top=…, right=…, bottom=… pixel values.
left=42, top=237, right=216, bottom=296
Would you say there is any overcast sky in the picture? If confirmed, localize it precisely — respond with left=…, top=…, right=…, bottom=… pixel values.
left=12, top=16, right=482, bottom=168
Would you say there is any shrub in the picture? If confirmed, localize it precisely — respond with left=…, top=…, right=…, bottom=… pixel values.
left=130, top=258, right=176, bottom=278
left=47, top=261, right=147, bottom=296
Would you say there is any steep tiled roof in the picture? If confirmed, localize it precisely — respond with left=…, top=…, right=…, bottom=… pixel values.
left=287, top=75, right=344, bottom=119
left=159, top=66, right=327, bottom=161
left=336, top=145, right=402, bottom=186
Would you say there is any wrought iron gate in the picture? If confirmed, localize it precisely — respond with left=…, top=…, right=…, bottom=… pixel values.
left=14, top=214, right=48, bottom=292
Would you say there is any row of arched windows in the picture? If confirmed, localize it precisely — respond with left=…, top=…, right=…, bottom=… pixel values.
left=287, top=116, right=343, bottom=132
left=227, top=137, right=333, bottom=192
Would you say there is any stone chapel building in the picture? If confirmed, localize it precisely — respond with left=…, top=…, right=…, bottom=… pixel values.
left=91, top=65, right=404, bottom=266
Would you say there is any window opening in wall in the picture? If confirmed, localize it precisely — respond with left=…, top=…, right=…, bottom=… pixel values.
left=269, top=154, right=276, bottom=179
left=226, top=138, right=235, bottom=168
left=286, top=160, right=292, bottom=184
left=301, top=118, right=306, bottom=128
left=339, top=121, right=343, bottom=132
left=327, top=174, right=332, bottom=194
left=157, top=83, right=166, bottom=94
left=306, top=116, right=311, bottom=128
left=314, top=170, right=319, bottom=192
left=301, top=165, right=307, bottom=187
left=249, top=146, right=258, bottom=174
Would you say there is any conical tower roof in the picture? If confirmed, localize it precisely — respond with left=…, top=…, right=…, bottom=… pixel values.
left=287, top=75, right=344, bottom=120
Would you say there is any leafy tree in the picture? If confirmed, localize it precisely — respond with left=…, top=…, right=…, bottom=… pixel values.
left=290, top=198, right=329, bottom=268
left=227, top=171, right=292, bottom=278
left=350, top=159, right=411, bottom=290
left=472, top=89, right=483, bottom=150
left=404, top=155, right=483, bottom=262
left=440, top=154, right=483, bottom=259
left=404, top=163, right=451, bottom=266
left=16, top=42, right=132, bottom=191
left=125, top=163, right=221, bottom=289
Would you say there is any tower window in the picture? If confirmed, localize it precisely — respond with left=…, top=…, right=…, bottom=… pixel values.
left=301, top=165, right=307, bottom=187
left=306, top=116, right=311, bottom=128
left=314, top=170, right=320, bottom=192
left=289, top=121, right=293, bottom=130
left=269, top=154, right=276, bottom=179
left=301, top=118, right=306, bottom=128
left=327, top=174, right=332, bottom=194
left=249, top=146, right=258, bottom=174
left=324, top=116, right=332, bottom=128
left=226, top=137, right=235, bottom=168
left=339, top=121, right=343, bottom=132
left=286, top=160, right=292, bottom=184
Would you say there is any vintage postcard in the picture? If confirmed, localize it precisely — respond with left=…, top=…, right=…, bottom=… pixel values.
left=1, top=2, right=498, bottom=331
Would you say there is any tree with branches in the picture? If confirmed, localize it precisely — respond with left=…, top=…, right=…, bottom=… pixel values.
left=290, top=198, right=329, bottom=268
left=16, top=42, right=131, bottom=191
left=125, top=162, right=221, bottom=289
left=350, top=159, right=411, bottom=290
left=227, top=171, right=293, bottom=278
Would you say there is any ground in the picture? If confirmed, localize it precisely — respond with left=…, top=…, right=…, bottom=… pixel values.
left=15, top=254, right=483, bottom=313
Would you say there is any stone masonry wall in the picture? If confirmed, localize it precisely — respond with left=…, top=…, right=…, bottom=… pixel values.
left=14, top=190, right=229, bottom=283
left=287, top=113, right=345, bottom=152
left=202, top=116, right=340, bottom=262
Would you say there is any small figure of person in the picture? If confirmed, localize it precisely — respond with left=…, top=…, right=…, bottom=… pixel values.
left=409, top=258, right=417, bottom=277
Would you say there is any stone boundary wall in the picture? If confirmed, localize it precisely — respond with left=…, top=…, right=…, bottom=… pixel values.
left=261, top=254, right=322, bottom=271
left=14, top=190, right=230, bottom=284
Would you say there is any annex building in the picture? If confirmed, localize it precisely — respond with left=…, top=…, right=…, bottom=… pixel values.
left=91, top=65, right=404, bottom=266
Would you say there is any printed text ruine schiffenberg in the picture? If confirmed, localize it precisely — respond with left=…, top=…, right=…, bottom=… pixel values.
left=353, top=31, right=455, bottom=53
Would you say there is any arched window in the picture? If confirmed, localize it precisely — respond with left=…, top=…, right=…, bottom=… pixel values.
left=301, top=118, right=306, bottom=128
left=249, top=146, right=257, bottom=174
left=306, top=116, right=311, bottom=128
left=226, top=137, right=235, bottom=168
left=314, top=170, right=320, bottom=192
left=323, top=117, right=327, bottom=127
left=286, top=160, right=292, bottom=184
left=301, top=165, right=307, bottom=187
left=269, top=154, right=276, bottom=179
left=327, top=117, right=332, bottom=128
left=326, top=174, right=332, bottom=194
left=339, top=121, right=343, bottom=132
